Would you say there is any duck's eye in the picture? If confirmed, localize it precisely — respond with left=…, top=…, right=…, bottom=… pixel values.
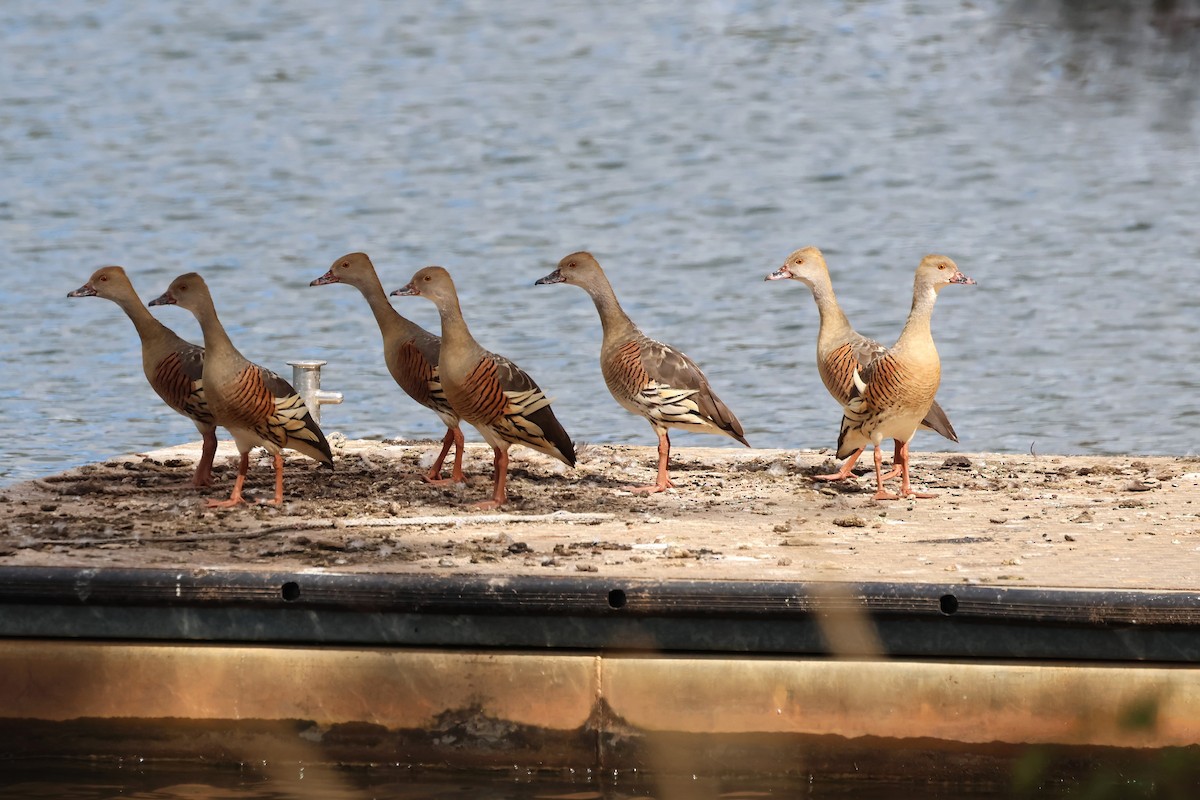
left=340, top=262, right=349, bottom=269
left=423, top=275, right=431, bottom=282
left=99, top=275, right=108, bottom=282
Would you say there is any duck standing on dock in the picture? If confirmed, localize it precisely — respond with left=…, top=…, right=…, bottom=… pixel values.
left=535, top=251, right=749, bottom=494
left=834, top=255, right=975, bottom=501
left=391, top=267, right=575, bottom=509
left=310, top=252, right=465, bottom=485
left=765, top=246, right=958, bottom=481
left=149, top=273, right=333, bottom=507
left=68, top=266, right=218, bottom=488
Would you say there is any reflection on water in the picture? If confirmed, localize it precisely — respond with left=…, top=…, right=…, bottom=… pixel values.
left=3, top=0, right=1200, bottom=485
left=0, top=760, right=1020, bottom=800
left=1003, top=0, right=1200, bottom=112
left=4, top=756, right=1195, bottom=798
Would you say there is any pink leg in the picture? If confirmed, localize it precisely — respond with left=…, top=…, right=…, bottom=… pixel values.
left=424, top=426, right=467, bottom=485
left=448, top=427, right=466, bottom=483
left=897, top=440, right=936, bottom=499
left=879, top=440, right=904, bottom=481
left=472, top=447, right=509, bottom=510
left=265, top=452, right=285, bottom=506
left=813, top=447, right=865, bottom=481
left=630, top=429, right=675, bottom=495
left=871, top=445, right=901, bottom=501
left=191, top=427, right=218, bottom=488
left=208, top=452, right=250, bottom=508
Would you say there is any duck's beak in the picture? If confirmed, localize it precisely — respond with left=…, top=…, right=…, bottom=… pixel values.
left=148, top=290, right=176, bottom=306
left=310, top=269, right=339, bottom=286
left=949, top=271, right=976, bottom=285
left=390, top=282, right=418, bottom=297
left=67, top=283, right=97, bottom=298
left=765, top=265, right=792, bottom=281
left=534, top=269, right=564, bottom=286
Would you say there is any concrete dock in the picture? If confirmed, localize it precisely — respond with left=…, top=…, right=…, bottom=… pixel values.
left=2, top=440, right=1199, bottom=786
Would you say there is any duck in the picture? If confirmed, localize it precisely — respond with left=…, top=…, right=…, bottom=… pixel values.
left=833, top=255, right=975, bottom=501
left=310, top=252, right=465, bottom=484
left=68, top=266, right=218, bottom=487
left=149, top=273, right=333, bottom=507
left=765, top=246, right=958, bottom=481
left=391, top=266, right=575, bottom=509
left=535, top=251, right=748, bottom=494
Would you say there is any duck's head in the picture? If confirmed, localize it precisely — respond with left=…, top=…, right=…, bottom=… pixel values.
left=149, top=272, right=210, bottom=313
left=391, top=265, right=456, bottom=304
left=534, top=251, right=603, bottom=288
left=311, top=251, right=375, bottom=288
left=916, top=254, right=975, bottom=292
left=68, top=265, right=134, bottom=300
left=765, top=246, right=827, bottom=286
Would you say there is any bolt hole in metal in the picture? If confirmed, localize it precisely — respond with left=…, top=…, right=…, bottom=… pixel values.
left=940, top=594, right=959, bottom=615
left=607, top=589, right=627, bottom=609
left=281, top=582, right=301, bottom=602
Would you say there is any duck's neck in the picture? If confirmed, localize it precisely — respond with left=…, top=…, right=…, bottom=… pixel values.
left=191, top=299, right=241, bottom=360
left=581, top=274, right=639, bottom=344
left=894, top=281, right=940, bottom=352
left=807, top=272, right=854, bottom=349
left=357, top=275, right=421, bottom=341
left=117, top=293, right=173, bottom=344
left=431, top=291, right=477, bottom=356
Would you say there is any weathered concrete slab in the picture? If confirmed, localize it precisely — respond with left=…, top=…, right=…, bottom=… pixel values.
left=3, top=443, right=1200, bottom=778
left=3, top=440, right=1198, bottom=590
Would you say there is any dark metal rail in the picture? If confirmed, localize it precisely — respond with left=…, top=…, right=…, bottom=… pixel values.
left=0, top=566, right=1196, bottom=661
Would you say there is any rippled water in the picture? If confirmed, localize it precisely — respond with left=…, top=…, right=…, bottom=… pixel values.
left=3, top=0, right=1199, bottom=485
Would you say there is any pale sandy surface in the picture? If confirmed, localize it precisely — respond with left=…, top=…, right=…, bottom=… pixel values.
left=2, top=439, right=1198, bottom=590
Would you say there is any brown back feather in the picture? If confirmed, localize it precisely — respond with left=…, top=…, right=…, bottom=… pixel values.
left=921, top=400, right=958, bottom=442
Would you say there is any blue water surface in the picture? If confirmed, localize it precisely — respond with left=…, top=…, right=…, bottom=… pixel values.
left=2, top=1, right=1199, bottom=485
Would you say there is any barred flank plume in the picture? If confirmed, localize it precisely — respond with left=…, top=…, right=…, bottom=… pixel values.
left=823, top=341, right=874, bottom=407
left=456, top=356, right=575, bottom=466
left=243, top=366, right=333, bottom=466
left=458, top=358, right=509, bottom=426
left=826, top=337, right=956, bottom=443
left=392, top=340, right=433, bottom=407
left=836, top=348, right=941, bottom=460
left=606, top=338, right=747, bottom=445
